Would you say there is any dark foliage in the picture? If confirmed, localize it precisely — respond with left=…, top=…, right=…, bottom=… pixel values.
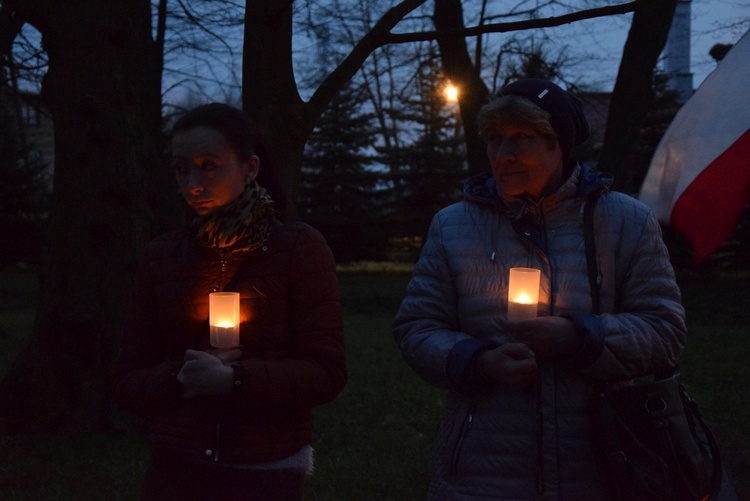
left=299, top=81, right=385, bottom=262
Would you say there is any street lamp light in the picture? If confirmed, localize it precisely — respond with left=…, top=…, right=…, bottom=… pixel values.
left=444, top=83, right=459, bottom=103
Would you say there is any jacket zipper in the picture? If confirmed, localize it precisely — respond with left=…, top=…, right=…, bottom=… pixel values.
left=211, top=258, right=228, bottom=293
left=214, top=421, right=221, bottom=462
left=450, top=403, right=477, bottom=476
left=212, top=257, right=226, bottom=462
left=212, top=410, right=224, bottom=462
left=219, top=258, right=227, bottom=291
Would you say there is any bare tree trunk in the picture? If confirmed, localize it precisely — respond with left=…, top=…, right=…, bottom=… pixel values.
left=597, top=0, right=678, bottom=194
left=0, top=0, right=168, bottom=433
left=433, top=0, right=490, bottom=175
left=243, top=1, right=307, bottom=219
left=243, top=0, right=430, bottom=219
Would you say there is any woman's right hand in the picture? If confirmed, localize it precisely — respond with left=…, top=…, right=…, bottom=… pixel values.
left=477, top=342, right=538, bottom=389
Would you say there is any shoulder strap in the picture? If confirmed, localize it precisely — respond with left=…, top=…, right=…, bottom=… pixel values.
left=584, top=189, right=605, bottom=314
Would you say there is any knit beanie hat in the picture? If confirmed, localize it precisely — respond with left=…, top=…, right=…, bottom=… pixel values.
left=499, top=78, right=590, bottom=171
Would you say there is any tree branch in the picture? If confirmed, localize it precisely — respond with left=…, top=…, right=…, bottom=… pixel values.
left=388, top=0, right=643, bottom=44
left=305, top=0, right=428, bottom=122
left=175, top=0, right=234, bottom=54
left=307, top=0, right=647, bottom=123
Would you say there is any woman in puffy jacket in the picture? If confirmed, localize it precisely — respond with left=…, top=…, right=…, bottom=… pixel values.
left=392, top=79, right=686, bottom=500
left=113, top=103, right=346, bottom=500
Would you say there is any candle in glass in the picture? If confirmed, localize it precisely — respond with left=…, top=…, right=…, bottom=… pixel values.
left=507, top=267, right=541, bottom=322
left=209, top=292, right=240, bottom=348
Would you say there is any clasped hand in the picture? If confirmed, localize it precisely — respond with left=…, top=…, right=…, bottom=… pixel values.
left=177, top=348, right=242, bottom=398
left=478, top=316, right=581, bottom=389
left=507, top=316, right=581, bottom=360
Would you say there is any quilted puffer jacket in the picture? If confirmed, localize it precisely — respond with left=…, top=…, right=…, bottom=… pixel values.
left=113, top=220, right=346, bottom=464
left=393, top=164, right=686, bottom=500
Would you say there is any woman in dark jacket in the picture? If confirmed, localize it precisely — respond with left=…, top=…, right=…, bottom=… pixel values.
left=113, top=103, right=346, bottom=500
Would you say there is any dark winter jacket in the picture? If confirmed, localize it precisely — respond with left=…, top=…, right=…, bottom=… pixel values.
left=113, top=220, right=346, bottom=464
left=393, top=164, right=686, bottom=499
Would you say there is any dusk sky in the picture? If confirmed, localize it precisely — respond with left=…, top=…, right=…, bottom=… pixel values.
left=13, top=1, right=750, bottom=101
left=568, top=0, right=749, bottom=91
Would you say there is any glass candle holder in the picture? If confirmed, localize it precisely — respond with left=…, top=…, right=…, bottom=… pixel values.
left=507, top=267, right=541, bottom=322
left=209, top=292, right=240, bottom=348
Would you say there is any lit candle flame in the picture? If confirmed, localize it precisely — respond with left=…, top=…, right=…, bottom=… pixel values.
left=512, top=292, right=534, bottom=304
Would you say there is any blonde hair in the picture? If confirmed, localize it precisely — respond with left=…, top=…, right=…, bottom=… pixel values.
left=478, top=94, right=558, bottom=146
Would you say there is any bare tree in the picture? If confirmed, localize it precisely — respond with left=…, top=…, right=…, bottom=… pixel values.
left=160, top=0, right=245, bottom=108
left=0, top=0, right=168, bottom=433
left=597, top=0, right=678, bottom=194
left=242, top=0, right=644, bottom=217
left=432, top=0, right=490, bottom=175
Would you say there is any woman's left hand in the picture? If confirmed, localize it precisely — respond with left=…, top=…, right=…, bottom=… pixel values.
left=507, top=316, right=582, bottom=360
left=177, top=349, right=234, bottom=398
left=208, top=347, right=242, bottom=365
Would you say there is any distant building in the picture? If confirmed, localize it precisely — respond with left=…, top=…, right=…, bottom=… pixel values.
left=575, top=2, right=693, bottom=162
left=576, top=91, right=612, bottom=154
left=0, top=89, right=53, bottom=266
left=2, top=90, right=55, bottom=192
left=18, top=92, right=55, bottom=190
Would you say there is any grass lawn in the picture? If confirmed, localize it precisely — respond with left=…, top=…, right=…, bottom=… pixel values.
left=0, top=267, right=748, bottom=500
left=672, top=270, right=750, bottom=499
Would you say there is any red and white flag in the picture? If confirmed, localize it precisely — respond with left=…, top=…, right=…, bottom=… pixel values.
left=639, top=29, right=750, bottom=263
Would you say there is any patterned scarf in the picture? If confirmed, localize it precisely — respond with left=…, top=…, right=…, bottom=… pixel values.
left=188, top=182, right=275, bottom=254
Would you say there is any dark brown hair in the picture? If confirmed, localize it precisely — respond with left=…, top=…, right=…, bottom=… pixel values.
left=172, top=103, right=287, bottom=217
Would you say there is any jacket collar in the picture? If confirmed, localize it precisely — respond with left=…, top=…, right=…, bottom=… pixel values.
left=462, top=162, right=612, bottom=209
